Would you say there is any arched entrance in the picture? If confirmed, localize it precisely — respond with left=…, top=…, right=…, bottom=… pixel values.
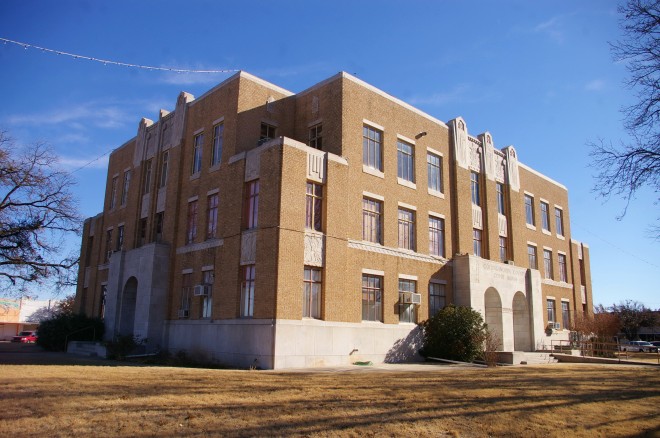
left=118, top=277, right=138, bottom=337
left=512, top=291, right=532, bottom=351
left=484, top=287, right=504, bottom=350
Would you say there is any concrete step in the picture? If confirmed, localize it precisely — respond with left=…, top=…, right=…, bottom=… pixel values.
left=521, top=352, right=558, bottom=365
left=67, top=341, right=106, bottom=358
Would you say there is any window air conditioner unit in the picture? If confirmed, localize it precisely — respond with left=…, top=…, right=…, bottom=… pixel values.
left=401, top=292, right=422, bottom=305
left=193, top=284, right=211, bottom=296
left=505, top=260, right=515, bottom=265
left=547, top=323, right=555, bottom=330
left=178, top=309, right=189, bottom=318
left=553, top=322, right=561, bottom=330
left=411, top=293, right=422, bottom=305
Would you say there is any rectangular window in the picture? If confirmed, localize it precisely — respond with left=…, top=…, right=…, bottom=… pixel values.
left=429, top=282, right=446, bottom=317
left=121, top=171, right=130, bottom=206
left=143, top=159, right=152, bottom=195
left=202, top=270, right=214, bottom=319
left=541, top=201, right=550, bottom=232
left=496, top=183, right=505, bottom=215
left=362, top=198, right=383, bottom=244
left=260, top=122, right=276, bottom=142
left=427, top=152, right=442, bottom=193
left=547, top=299, right=556, bottom=323
left=100, top=284, right=107, bottom=319
left=192, top=133, right=203, bottom=174
left=116, top=225, right=124, bottom=251
left=362, top=274, right=383, bottom=322
left=303, top=267, right=322, bottom=319
left=558, top=253, right=567, bottom=282
left=105, top=229, right=112, bottom=262
left=398, top=208, right=415, bottom=250
left=309, top=124, right=322, bottom=150
left=207, top=194, right=219, bottom=239
left=181, top=273, right=192, bottom=316
left=138, top=218, right=147, bottom=247
left=525, top=194, right=535, bottom=226
left=186, top=200, right=198, bottom=244
left=398, top=279, right=417, bottom=323
left=240, top=265, right=255, bottom=317
left=362, top=125, right=383, bottom=171
left=211, top=123, right=224, bottom=166
left=397, top=140, right=415, bottom=182
left=429, top=216, right=445, bottom=257
left=473, top=229, right=482, bottom=257
left=555, top=207, right=564, bottom=236
left=305, top=182, right=323, bottom=232
left=561, top=301, right=570, bottom=330
left=154, top=212, right=164, bottom=242
left=244, top=180, right=259, bottom=229
left=159, top=151, right=169, bottom=188
left=528, top=245, right=537, bottom=269
left=543, top=249, right=553, bottom=279
left=85, top=236, right=94, bottom=266
left=110, top=177, right=118, bottom=209
left=470, top=172, right=480, bottom=206
left=499, top=236, right=508, bottom=262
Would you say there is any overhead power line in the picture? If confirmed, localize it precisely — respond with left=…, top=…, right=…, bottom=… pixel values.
left=0, top=37, right=239, bottom=74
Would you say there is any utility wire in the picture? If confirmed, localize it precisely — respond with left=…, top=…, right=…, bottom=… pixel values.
left=0, top=37, right=239, bottom=74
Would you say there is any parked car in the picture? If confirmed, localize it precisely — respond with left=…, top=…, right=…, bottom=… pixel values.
left=650, top=341, right=660, bottom=348
left=11, top=331, right=38, bottom=343
left=619, top=340, right=658, bottom=353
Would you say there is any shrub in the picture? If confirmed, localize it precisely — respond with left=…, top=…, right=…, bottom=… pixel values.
left=421, top=305, right=488, bottom=363
left=37, top=313, right=104, bottom=351
left=105, top=335, right=141, bottom=360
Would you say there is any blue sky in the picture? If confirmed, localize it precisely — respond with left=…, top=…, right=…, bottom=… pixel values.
left=1, top=1, right=658, bottom=308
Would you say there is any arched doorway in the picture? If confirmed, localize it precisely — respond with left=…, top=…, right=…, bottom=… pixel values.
left=484, top=287, right=504, bottom=350
left=118, top=277, right=138, bottom=337
left=512, top=291, right=531, bottom=351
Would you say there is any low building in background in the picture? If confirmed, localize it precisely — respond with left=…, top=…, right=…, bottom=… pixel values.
left=75, top=71, right=593, bottom=368
left=0, top=298, right=58, bottom=340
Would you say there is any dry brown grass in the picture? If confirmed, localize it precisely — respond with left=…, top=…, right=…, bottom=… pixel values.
left=0, top=363, right=659, bottom=437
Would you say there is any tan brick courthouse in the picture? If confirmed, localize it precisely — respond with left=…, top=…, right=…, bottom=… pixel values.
left=75, top=71, right=593, bottom=368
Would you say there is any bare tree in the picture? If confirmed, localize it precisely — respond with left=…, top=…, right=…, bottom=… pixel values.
left=590, top=0, right=660, bottom=237
left=0, top=131, right=81, bottom=295
left=609, top=299, right=657, bottom=340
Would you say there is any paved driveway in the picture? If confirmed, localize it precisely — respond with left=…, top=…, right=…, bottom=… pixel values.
left=0, top=341, right=126, bottom=366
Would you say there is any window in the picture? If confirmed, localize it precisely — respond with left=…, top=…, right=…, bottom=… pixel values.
left=547, top=299, right=556, bottom=323
left=399, top=279, right=417, bottom=323
left=121, top=171, right=131, bottom=206
left=211, top=123, right=224, bottom=166
left=499, top=236, right=508, bottom=262
left=555, top=207, right=564, bottom=236
left=244, top=180, right=259, bottom=229
left=362, top=274, right=382, bottom=322
left=524, top=194, right=535, bottom=226
left=540, top=201, right=550, bottom=232
left=362, top=198, right=383, bottom=244
left=138, top=218, right=147, bottom=247
left=240, top=265, right=255, bottom=317
left=398, top=208, right=415, bottom=250
left=303, top=267, right=322, bottom=319
left=429, top=282, right=446, bottom=317
left=186, top=200, right=198, bottom=244
left=202, top=270, right=214, bottom=319
left=85, top=236, right=94, bottom=266
left=543, top=249, right=553, bottom=279
left=528, top=245, right=537, bottom=269
left=473, top=229, right=482, bottom=257
left=159, top=151, right=169, bottom=188
left=309, top=124, right=322, bottom=150
left=496, top=183, right=505, bottom=215
left=110, top=177, right=118, bottom=209
left=116, top=225, right=124, bottom=251
left=207, top=194, right=219, bottom=239
left=192, top=133, right=203, bottom=174
left=397, top=140, right=415, bottom=182
left=429, top=216, right=445, bottom=257
left=561, top=301, right=570, bottom=330
left=143, top=159, right=152, bottom=195
left=181, top=273, right=192, bottom=317
left=100, top=284, right=107, bottom=319
left=427, top=153, right=442, bottom=193
left=362, top=125, right=382, bottom=171
left=105, top=229, right=112, bottom=262
left=558, top=253, right=567, bottom=282
left=154, top=212, right=164, bottom=242
left=470, top=172, right=480, bottom=206
left=260, top=122, right=276, bottom=142
left=305, top=182, right=323, bottom=232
